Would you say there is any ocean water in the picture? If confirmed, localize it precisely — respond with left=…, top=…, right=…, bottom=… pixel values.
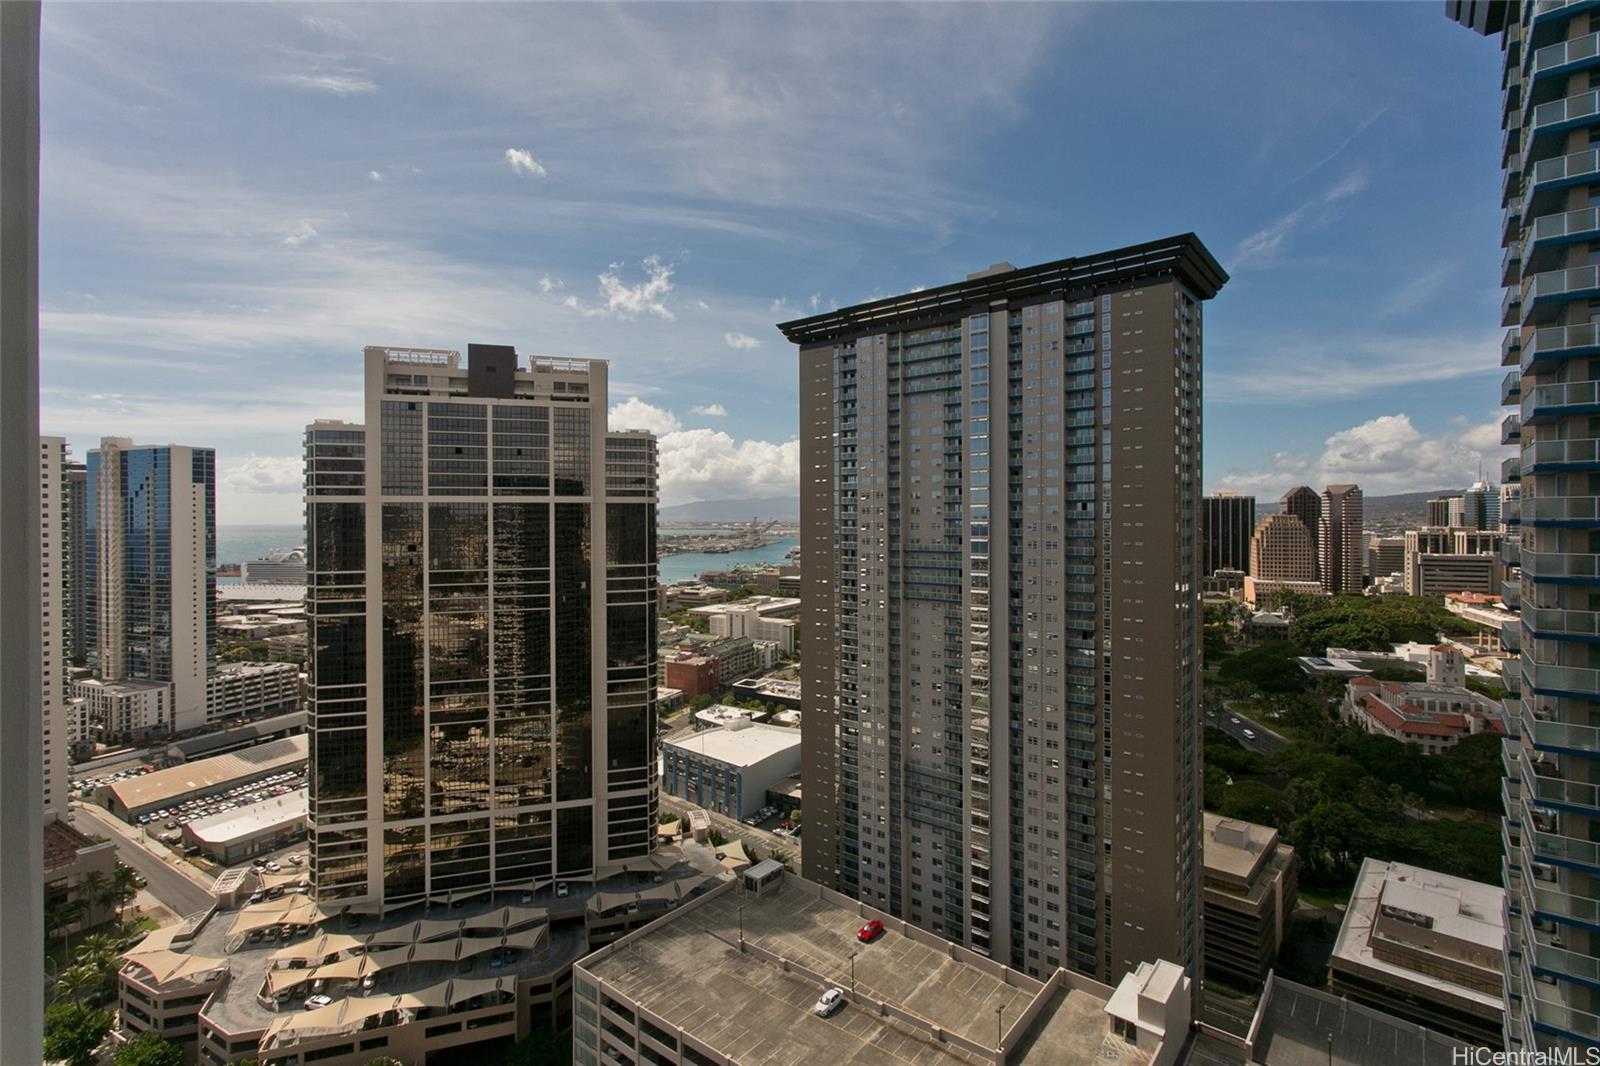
left=658, top=536, right=799, bottom=585
left=218, top=524, right=303, bottom=566
left=219, top=523, right=796, bottom=584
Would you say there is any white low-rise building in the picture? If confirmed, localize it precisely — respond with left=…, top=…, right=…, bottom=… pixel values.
left=662, top=719, right=802, bottom=820
left=182, top=790, right=308, bottom=863
left=73, top=677, right=171, bottom=740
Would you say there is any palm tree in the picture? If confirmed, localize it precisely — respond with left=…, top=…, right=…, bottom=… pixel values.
left=110, top=864, right=140, bottom=923
left=51, top=961, right=100, bottom=1004
left=79, top=870, right=108, bottom=928
left=75, top=932, right=120, bottom=968
left=45, top=899, right=85, bottom=962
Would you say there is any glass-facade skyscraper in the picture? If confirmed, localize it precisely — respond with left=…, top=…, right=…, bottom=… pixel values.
left=84, top=437, right=216, bottom=732
left=1449, top=0, right=1600, bottom=1050
left=305, top=345, right=658, bottom=911
left=781, top=236, right=1225, bottom=990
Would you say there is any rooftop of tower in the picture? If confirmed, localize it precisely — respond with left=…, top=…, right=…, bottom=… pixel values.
left=774, top=232, right=1227, bottom=345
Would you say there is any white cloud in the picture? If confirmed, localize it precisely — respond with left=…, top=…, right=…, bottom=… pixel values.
left=604, top=398, right=798, bottom=505
left=690, top=403, right=727, bottom=417
left=537, top=273, right=563, bottom=293
left=1212, top=329, right=1499, bottom=403
left=220, top=455, right=302, bottom=495
left=607, top=396, right=681, bottom=437
left=564, top=256, right=675, bottom=320
left=271, top=72, right=377, bottom=95
left=808, top=293, right=821, bottom=311
left=1234, top=169, right=1368, bottom=267
left=770, top=297, right=788, bottom=314
left=300, top=13, right=353, bottom=38
left=283, top=221, right=318, bottom=247
left=504, top=147, right=547, bottom=178
left=694, top=300, right=711, bottom=312
left=1212, top=412, right=1508, bottom=498
left=723, top=332, right=759, bottom=351
left=368, top=170, right=384, bottom=182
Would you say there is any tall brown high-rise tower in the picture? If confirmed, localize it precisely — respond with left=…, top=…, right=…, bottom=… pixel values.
left=779, top=235, right=1226, bottom=988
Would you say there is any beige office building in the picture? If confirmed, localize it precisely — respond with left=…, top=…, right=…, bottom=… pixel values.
left=1279, top=486, right=1322, bottom=579
left=1201, top=814, right=1298, bottom=989
left=1404, top=526, right=1504, bottom=597
left=1249, top=513, right=1317, bottom=584
left=780, top=235, right=1226, bottom=988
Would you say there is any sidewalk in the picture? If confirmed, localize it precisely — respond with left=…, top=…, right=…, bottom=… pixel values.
left=73, top=800, right=216, bottom=894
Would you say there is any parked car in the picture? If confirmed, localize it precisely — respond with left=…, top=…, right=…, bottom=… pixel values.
left=303, top=994, right=332, bottom=1010
left=814, top=988, right=845, bottom=1018
left=858, top=919, right=885, bottom=943
left=555, top=883, right=569, bottom=898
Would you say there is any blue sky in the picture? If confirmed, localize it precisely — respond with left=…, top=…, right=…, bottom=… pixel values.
left=39, top=2, right=1509, bottom=524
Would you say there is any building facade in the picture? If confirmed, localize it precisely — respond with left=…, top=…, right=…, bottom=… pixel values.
left=1201, top=814, right=1298, bottom=990
left=1280, top=486, right=1322, bottom=579
left=1319, top=484, right=1364, bottom=594
left=1368, top=535, right=1406, bottom=581
left=1404, top=526, right=1504, bottom=597
left=303, top=345, right=659, bottom=911
left=1447, top=6, right=1600, bottom=1047
left=780, top=235, right=1225, bottom=987
left=1202, top=493, right=1256, bottom=577
left=86, top=438, right=217, bottom=733
left=1462, top=480, right=1503, bottom=531
left=40, top=436, right=69, bottom=820
left=241, top=547, right=306, bottom=585
left=1249, top=513, right=1317, bottom=583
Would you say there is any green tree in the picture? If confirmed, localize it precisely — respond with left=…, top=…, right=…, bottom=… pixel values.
left=1290, top=801, right=1376, bottom=886
left=110, top=863, right=141, bottom=922
left=79, top=869, right=109, bottom=928
left=114, top=1032, right=186, bottom=1066
left=707, top=827, right=726, bottom=847
left=1430, top=732, right=1504, bottom=812
left=690, top=694, right=714, bottom=712
left=1215, top=642, right=1307, bottom=696
left=1218, top=781, right=1293, bottom=829
left=42, top=1000, right=113, bottom=1066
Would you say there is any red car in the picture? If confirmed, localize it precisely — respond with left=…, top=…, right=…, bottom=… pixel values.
left=857, top=920, right=884, bottom=943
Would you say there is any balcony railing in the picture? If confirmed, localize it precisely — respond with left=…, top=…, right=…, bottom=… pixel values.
left=1529, top=148, right=1600, bottom=196
left=1505, top=370, right=1524, bottom=405
left=1523, top=495, right=1600, bottom=523
left=1525, top=607, right=1600, bottom=639
left=1522, top=379, right=1600, bottom=422
left=1532, top=31, right=1600, bottom=80
left=1505, top=454, right=1523, bottom=482
left=1505, top=413, right=1524, bottom=445
left=1530, top=204, right=1600, bottom=246
left=1532, top=88, right=1600, bottom=138
left=1522, top=322, right=1600, bottom=368
left=1506, top=328, right=1525, bottom=367
left=1523, top=755, right=1600, bottom=816
left=1523, top=658, right=1600, bottom=696
left=1523, top=437, right=1600, bottom=470
left=1525, top=264, right=1600, bottom=310
left=1522, top=550, right=1600, bottom=581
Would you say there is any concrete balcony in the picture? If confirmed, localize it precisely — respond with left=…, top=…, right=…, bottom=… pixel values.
left=1522, top=322, right=1600, bottom=369
left=1523, top=264, right=1600, bottom=323
left=1523, top=495, right=1600, bottom=526
left=1527, top=206, right=1600, bottom=272
left=1505, top=240, right=1525, bottom=287
left=1531, top=31, right=1600, bottom=85
left=1526, top=90, right=1600, bottom=177
left=1522, top=550, right=1600, bottom=582
left=1528, top=820, right=1600, bottom=876
left=1523, top=658, right=1600, bottom=700
left=1507, top=284, right=1526, bottom=327
left=1507, top=196, right=1526, bottom=247
left=1505, top=369, right=1525, bottom=405
left=1505, top=538, right=1524, bottom=566
left=1525, top=606, right=1600, bottom=640
left=1505, top=413, right=1524, bottom=445
left=1527, top=148, right=1600, bottom=213
left=1522, top=379, right=1600, bottom=423
left=1527, top=983, right=1600, bottom=1043
left=1523, top=437, right=1600, bottom=472
left=1506, top=328, right=1525, bottom=367
left=1524, top=754, right=1600, bottom=817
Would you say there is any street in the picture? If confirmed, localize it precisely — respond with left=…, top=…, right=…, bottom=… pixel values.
left=1205, top=704, right=1289, bottom=756
left=72, top=802, right=215, bottom=917
left=658, top=792, right=803, bottom=870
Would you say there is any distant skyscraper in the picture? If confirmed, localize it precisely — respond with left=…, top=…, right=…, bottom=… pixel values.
left=1448, top=2, right=1597, bottom=1049
left=1318, top=485, right=1363, bottom=593
left=304, top=345, right=659, bottom=910
left=1498, top=482, right=1520, bottom=536
left=1367, top=536, right=1405, bottom=581
left=1280, top=487, right=1322, bottom=579
left=1202, top=493, right=1256, bottom=576
left=780, top=235, right=1227, bottom=988
left=1460, top=480, right=1500, bottom=531
left=63, top=458, right=86, bottom=666
left=1250, top=514, right=1317, bottom=583
left=39, top=437, right=68, bottom=821
left=1426, top=496, right=1457, bottom=528
left=85, top=438, right=216, bottom=732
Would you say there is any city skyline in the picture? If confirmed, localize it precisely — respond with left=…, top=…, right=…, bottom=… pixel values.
left=38, top=2, right=1511, bottom=524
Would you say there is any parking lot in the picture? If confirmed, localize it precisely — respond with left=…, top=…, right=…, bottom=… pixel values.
left=128, top=769, right=307, bottom=842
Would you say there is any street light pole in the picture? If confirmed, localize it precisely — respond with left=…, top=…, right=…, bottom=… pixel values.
left=849, top=950, right=857, bottom=992
left=996, top=1002, right=1005, bottom=1057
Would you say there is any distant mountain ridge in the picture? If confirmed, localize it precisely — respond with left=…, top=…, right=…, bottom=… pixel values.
left=659, top=496, right=800, bottom=523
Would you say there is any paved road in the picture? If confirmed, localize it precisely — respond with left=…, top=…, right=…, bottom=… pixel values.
left=72, top=803, right=214, bottom=916
left=1205, top=704, right=1289, bottom=756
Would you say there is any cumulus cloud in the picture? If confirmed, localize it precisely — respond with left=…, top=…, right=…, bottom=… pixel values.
left=283, top=222, right=318, bottom=247
left=608, top=396, right=682, bottom=437
left=723, top=332, right=759, bottom=351
left=691, top=403, right=727, bottom=417
left=504, top=147, right=547, bottom=178
left=368, top=170, right=384, bottom=182
left=220, top=455, right=302, bottom=495
left=537, top=273, right=563, bottom=293
left=1212, top=412, right=1508, bottom=498
left=694, top=300, right=711, bottom=312
left=605, top=398, right=798, bottom=505
left=564, top=256, right=675, bottom=320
